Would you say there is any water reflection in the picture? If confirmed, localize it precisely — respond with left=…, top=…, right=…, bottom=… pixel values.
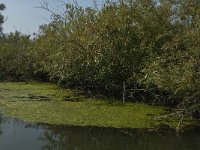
left=0, top=117, right=46, bottom=150
left=40, top=125, right=200, bottom=150
left=0, top=116, right=199, bottom=150
left=0, top=116, right=3, bottom=136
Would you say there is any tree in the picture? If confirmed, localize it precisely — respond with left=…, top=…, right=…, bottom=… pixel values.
left=0, top=3, right=6, bottom=33
left=0, top=31, right=34, bottom=80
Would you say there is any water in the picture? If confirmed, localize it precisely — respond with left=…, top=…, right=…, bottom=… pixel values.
left=0, top=116, right=199, bottom=150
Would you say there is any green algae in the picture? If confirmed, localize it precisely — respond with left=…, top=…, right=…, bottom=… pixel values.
left=0, top=82, right=178, bottom=129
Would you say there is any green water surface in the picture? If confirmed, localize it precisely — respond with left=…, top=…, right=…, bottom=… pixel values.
left=0, top=82, right=178, bottom=128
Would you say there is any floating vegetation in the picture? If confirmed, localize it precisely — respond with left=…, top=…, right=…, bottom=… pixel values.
left=0, top=82, right=179, bottom=129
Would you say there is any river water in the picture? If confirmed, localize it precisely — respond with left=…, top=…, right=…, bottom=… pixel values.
left=0, top=116, right=199, bottom=150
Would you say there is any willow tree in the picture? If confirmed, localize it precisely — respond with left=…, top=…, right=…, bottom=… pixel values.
left=141, top=0, right=200, bottom=116
left=33, top=0, right=200, bottom=115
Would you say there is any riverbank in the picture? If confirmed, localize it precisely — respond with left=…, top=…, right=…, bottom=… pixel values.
left=0, top=82, right=184, bottom=129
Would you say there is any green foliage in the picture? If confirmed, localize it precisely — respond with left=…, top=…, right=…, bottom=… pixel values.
left=34, top=1, right=151, bottom=96
left=141, top=0, right=200, bottom=107
left=1, top=0, right=200, bottom=116
left=0, top=31, right=35, bottom=80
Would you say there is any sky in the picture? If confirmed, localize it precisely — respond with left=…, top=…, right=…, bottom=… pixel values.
left=0, top=0, right=104, bottom=34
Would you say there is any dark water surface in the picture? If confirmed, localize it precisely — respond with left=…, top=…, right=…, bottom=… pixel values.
left=0, top=116, right=199, bottom=150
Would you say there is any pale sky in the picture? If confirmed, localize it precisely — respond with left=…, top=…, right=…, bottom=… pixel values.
left=0, top=0, right=104, bottom=34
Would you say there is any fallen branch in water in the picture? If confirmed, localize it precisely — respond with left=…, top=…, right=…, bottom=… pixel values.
left=154, top=110, right=186, bottom=132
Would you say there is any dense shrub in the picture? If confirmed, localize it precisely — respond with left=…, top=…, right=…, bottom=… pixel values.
left=0, top=32, right=35, bottom=80
left=1, top=0, right=200, bottom=114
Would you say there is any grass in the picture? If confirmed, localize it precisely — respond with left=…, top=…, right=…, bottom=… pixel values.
left=0, top=82, right=178, bottom=129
